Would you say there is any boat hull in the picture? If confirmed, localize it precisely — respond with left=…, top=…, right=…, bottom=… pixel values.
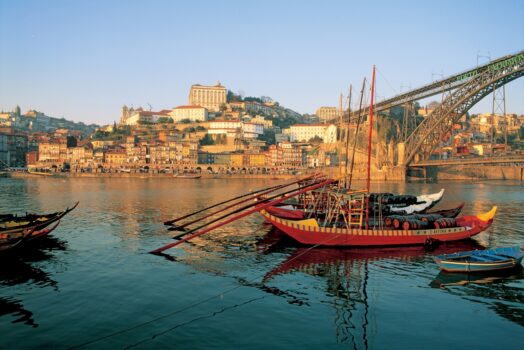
left=259, top=207, right=495, bottom=247
left=434, top=258, right=522, bottom=273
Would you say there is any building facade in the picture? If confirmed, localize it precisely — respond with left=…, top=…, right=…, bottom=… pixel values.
left=315, top=107, right=339, bottom=122
left=0, top=132, right=28, bottom=167
left=283, top=124, right=337, bottom=143
left=170, top=106, right=208, bottom=122
left=189, top=83, right=227, bottom=112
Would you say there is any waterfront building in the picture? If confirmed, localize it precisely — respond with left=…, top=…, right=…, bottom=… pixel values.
left=189, top=83, right=227, bottom=112
left=280, top=142, right=302, bottom=166
left=283, top=124, right=337, bottom=143
left=170, top=106, right=208, bottom=122
left=267, top=145, right=283, bottom=166
left=0, top=132, right=28, bottom=167
left=315, top=107, right=339, bottom=122
left=244, top=153, right=266, bottom=167
left=38, top=139, right=67, bottom=163
left=104, top=148, right=127, bottom=165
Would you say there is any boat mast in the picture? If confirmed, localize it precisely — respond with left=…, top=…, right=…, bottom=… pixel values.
left=365, top=65, right=376, bottom=229
left=343, top=85, right=352, bottom=189
left=338, top=93, right=343, bottom=185
left=347, top=79, right=366, bottom=190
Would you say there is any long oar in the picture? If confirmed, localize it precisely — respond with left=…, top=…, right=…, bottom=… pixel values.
left=150, top=178, right=335, bottom=254
left=163, top=173, right=320, bottom=226
left=167, top=178, right=325, bottom=236
left=167, top=174, right=325, bottom=231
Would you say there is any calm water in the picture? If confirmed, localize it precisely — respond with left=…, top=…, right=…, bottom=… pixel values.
left=0, top=177, right=523, bottom=349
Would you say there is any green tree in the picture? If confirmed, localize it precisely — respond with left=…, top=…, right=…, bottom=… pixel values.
left=259, top=129, right=276, bottom=144
left=199, top=134, right=215, bottom=145
left=158, top=117, right=174, bottom=123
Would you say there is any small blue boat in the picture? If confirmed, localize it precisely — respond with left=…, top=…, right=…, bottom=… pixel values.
left=434, top=246, right=524, bottom=273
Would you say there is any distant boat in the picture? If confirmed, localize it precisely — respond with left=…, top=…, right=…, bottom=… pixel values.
left=27, top=169, right=55, bottom=176
left=174, top=173, right=201, bottom=179
left=434, top=246, right=524, bottom=273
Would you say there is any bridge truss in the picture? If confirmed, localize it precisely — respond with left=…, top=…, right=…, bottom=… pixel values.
left=337, top=50, right=524, bottom=166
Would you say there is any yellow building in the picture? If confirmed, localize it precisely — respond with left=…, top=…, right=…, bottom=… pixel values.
left=230, top=153, right=243, bottom=167
left=189, top=82, right=227, bottom=112
left=246, top=153, right=266, bottom=167
left=105, top=149, right=127, bottom=165
left=38, top=141, right=67, bottom=163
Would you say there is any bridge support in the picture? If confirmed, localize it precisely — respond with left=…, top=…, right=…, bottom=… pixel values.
left=397, top=142, right=405, bottom=166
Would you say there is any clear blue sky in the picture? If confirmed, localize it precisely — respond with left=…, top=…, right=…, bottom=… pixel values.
left=1, top=0, right=523, bottom=125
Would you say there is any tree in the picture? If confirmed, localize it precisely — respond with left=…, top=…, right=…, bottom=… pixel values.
left=219, top=103, right=228, bottom=112
left=157, top=117, right=174, bottom=123
left=259, top=129, right=276, bottom=145
left=180, top=118, right=192, bottom=124
left=308, top=136, right=324, bottom=144
left=199, top=134, right=215, bottom=145
left=227, top=90, right=243, bottom=102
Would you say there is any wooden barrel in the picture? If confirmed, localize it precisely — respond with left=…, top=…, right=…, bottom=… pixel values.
left=393, top=216, right=406, bottom=229
left=434, top=218, right=457, bottom=229
left=402, top=219, right=428, bottom=230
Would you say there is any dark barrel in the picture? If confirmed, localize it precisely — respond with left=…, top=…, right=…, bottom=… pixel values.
left=433, top=218, right=457, bottom=229
left=402, top=219, right=429, bottom=230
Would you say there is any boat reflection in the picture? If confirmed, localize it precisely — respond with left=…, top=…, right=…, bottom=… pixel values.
left=0, top=237, right=66, bottom=328
left=261, top=236, right=486, bottom=347
left=430, top=267, right=524, bottom=327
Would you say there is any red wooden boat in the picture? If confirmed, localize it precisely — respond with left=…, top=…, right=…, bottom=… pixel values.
left=258, top=206, right=496, bottom=247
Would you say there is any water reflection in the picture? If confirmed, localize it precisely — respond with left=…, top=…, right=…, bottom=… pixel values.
left=0, top=237, right=66, bottom=327
left=261, top=239, right=502, bottom=347
left=431, top=267, right=524, bottom=327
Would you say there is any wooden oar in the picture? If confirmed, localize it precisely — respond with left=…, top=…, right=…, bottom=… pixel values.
left=167, top=178, right=325, bottom=235
left=167, top=174, right=324, bottom=231
left=150, top=178, right=335, bottom=254
left=163, top=173, right=321, bottom=226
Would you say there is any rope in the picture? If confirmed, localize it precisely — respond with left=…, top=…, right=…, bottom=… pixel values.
left=69, top=233, right=341, bottom=349
left=376, top=67, right=399, bottom=96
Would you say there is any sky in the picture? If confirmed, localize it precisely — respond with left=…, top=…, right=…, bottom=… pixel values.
left=0, top=0, right=523, bottom=125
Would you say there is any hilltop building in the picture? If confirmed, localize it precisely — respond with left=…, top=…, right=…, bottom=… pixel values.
left=120, top=106, right=170, bottom=126
left=189, top=82, right=227, bottom=112
left=315, top=107, right=339, bottom=122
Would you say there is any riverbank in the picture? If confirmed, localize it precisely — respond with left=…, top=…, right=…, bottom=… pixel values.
left=4, top=164, right=523, bottom=181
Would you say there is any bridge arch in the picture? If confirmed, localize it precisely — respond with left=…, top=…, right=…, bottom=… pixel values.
left=404, top=62, right=524, bottom=165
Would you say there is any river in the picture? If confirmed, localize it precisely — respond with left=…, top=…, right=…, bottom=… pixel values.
left=0, top=177, right=523, bottom=349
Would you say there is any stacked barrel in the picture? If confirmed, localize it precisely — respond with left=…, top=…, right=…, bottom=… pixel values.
left=384, top=213, right=457, bottom=230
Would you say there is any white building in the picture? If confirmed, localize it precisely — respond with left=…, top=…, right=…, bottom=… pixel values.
left=208, top=121, right=264, bottom=139
left=170, top=105, right=208, bottom=122
left=283, top=124, right=337, bottom=143
left=123, top=110, right=169, bottom=126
